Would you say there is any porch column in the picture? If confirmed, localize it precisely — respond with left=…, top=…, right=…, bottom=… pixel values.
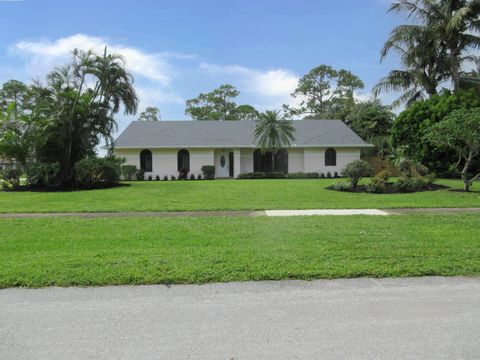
left=234, top=149, right=241, bottom=178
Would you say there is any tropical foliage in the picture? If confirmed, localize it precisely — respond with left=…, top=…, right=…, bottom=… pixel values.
left=376, top=0, right=480, bottom=105
left=0, top=48, right=138, bottom=188
left=254, top=110, right=295, bottom=172
left=345, top=100, right=395, bottom=157
left=391, top=90, right=480, bottom=176
left=426, top=107, right=480, bottom=191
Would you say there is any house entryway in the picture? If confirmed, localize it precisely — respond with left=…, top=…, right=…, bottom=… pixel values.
left=216, top=150, right=234, bottom=178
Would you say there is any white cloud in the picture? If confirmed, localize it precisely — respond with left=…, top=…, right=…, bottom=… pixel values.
left=12, top=34, right=181, bottom=85
left=135, top=87, right=184, bottom=109
left=200, top=62, right=299, bottom=110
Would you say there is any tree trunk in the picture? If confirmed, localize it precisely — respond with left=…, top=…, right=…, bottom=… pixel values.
left=450, top=49, right=461, bottom=93
left=461, top=153, right=472, bottom=192
left=272, top=152, right=275, bottom=172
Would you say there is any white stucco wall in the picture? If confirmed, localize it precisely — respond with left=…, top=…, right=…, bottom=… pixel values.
left=240, top=149, right=254, bottom=174
left=304, top=148, right=360, bottom=176
left=190, top=149, right=215, bottom=177
left=116, top=147, right=361, bottom=179
left=115, top=148, right=214, bottom=179
left=287, top=148, right=304, bottom=173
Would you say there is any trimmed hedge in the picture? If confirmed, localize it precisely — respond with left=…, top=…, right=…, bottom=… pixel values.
left=238, top=172, right=322, bottom=179
left=287, top=172, right=319, bottom=179
left=237, top=172, right=287, bottom=179
left=201, top=165, right=215, bottom=180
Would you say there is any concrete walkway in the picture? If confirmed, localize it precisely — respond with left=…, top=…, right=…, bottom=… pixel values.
left=1, top=277, right=479, bottom=359
left=0, top=207, right=479, bottom=218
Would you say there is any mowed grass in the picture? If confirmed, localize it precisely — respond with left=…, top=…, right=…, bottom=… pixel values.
left=0, top=214, right=479, bottom=288
left=0, top=178, right=479, bottom=213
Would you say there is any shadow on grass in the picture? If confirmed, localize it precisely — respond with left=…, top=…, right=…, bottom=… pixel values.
left=4, top=183, right=131, bottom=193
left=449, top=188, right=480, bottom=193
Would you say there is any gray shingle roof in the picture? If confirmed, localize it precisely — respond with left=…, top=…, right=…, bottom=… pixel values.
left=114, top=120, right=372, bottom=148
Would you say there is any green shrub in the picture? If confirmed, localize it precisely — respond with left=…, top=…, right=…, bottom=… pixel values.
left=155, top=175, right=160, bottom=181
left=264, top=172, right=286, bottom=179
left=394, top=174, right=436, bottom=193
left=163, top=175, right=168, bottom=181
left=189, top=173, right=195, bottom=180
left=136, top=169, right=145, bottom=181
left=367, top=170, right=392, bottom=193
left=320, top=173, right=326, bottom=178
left=179, top=168, right=189, bottom=180
left=74, top=157, right=121, bottom=189
left=394, top=177, right=429, bottom=192
left=197, top=174, right=202, bottom=180
left=237, top=172, right=266, bottom=179
left=287, top=172, right=319, bottom=179
left=170, top=175, right=176, bottom=181
left=342, top=160, right=373, bottom=189
left=121, top=165, right=137, bottom=180
left=331, top=181, right=351, bottom=191
left=0, top=168, right=22, bottom=190
left=327, top=172, right=332, bottom=178
left=25, top=162, right=61, bottom=188
left=147, top=175, right=152, bottom=181
left=201, top=165, right=215, bottom=180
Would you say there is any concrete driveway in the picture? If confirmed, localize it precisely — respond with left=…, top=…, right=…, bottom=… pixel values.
left=1, top=277, right=479, bottom=359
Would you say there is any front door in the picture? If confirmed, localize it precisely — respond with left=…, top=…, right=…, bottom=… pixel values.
left=217, top=151, right=230, bottom=178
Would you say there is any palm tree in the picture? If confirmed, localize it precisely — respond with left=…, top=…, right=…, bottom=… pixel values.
left=389, top=0, right=480, bottom=92
left=254, top=110, right=295, bottom=172
left=374, top=25, right=449, bottom=107
left=43, top=48, right=138, bottom=184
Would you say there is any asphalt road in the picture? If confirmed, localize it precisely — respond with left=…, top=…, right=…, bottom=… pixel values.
left=1, top=277, right=479, bottom=359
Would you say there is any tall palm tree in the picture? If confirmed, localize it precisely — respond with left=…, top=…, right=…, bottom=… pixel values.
left=374, top=25, right=449, bottom=107
left=254, top=110, right=295, bottom=172
left=389, top=0, right=480, bottom=92
left=43, top=48, right=138, bottom=184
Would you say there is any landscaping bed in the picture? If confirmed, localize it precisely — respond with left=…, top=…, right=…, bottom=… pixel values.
left=0, top=178, right=479, bottom=213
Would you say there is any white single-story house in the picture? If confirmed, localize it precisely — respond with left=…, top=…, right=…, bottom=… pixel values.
left=114, top=120, right=372, bottom=179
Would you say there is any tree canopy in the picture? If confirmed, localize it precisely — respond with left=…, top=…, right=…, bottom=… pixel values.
left=426, top=107, right=480, bottom=191
left=391, top=90, right=480, bottom=176
left=138, top=106, right=161, bottom=121
left=283, top=65, right=364, bottom=120
left=345, top=100, right=395, bottom=157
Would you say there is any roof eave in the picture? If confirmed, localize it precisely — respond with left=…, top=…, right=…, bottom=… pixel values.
left=114, top=144, right=374, bottom=149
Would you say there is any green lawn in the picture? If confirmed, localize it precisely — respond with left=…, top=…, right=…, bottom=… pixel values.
left=0, top=214, right=479, bottom=288
left=0, top=179, right=479, bottom=213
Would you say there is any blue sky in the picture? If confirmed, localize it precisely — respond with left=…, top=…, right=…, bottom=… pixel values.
left=0, top=0, right=401, bottom=133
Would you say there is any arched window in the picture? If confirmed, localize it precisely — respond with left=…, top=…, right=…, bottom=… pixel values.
left=140, top=149, right=152, bottom=172
left=177, top=149, right=190, bottom=171
left=325, top=148, right=336, bottom=166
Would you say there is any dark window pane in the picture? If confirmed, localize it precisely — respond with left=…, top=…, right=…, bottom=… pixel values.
left=325, top=148, right=336, bottom=166
left=140, top=149, right=152, bottom=172
left=177, top=149, right=190, bottom=171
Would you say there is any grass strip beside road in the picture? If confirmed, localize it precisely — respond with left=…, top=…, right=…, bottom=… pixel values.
left=1, top=213, right=479, bottom=288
